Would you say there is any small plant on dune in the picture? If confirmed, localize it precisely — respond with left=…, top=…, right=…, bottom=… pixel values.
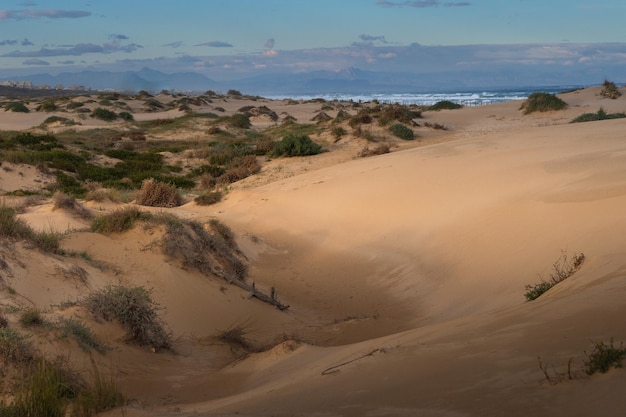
left=19, top=308, right=44, bottom=327
left=84, top=285, right=171, bottom=350
left=358, top=143, right=390, bottom=158
left=524, top=252, right=585, bottom=301
left=158, top=215, right=247, bottom=281
left=42, top=116, right=76, bottom=126
left=216, top=323, right=263, bottom=355
left=269, top=134, right=322, bottom=157
left=58, top=318, right=109, bottom=354
left=72, top=356, right=125, bottom=416
left=5, top=101, right=30, bottom=113
left=117, top=111, right=134, bottom=121
left=0, top=205, right=33, bottom=240
left=0, top=313, right=8, bottom=329
left=428, top=100, right=463, bottom=111
left=0, top=327, right=35, bottom=364
left=600, top=80, right=622, bottom=99
left=90, top=108, right=118, bottom=122
left=195, top=191, right=223, bottom=206
left=135, top=178, right=182, bottom=208
left=227, top=113, right=251, bottom=129
left=520, top=92, right=568, bottom=114
left=36, top=100, right=58, bottom=112
left=571, top=108, right=626, bottom=123
left=91, top=207, right=151, bottom=234
left=584, top=338, right=626, bottom=375
left=52, top=191, right=92, bottom=220
left=331, top=126, right=347, bottom=141
left=389, top=123, right=415, bottom=140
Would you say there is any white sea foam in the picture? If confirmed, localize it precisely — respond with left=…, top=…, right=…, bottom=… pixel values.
left=265, top=89, right=567, bottom=106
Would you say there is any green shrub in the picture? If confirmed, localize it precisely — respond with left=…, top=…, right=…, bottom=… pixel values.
left=520, top=92, right=568, bottom=114
left=195, top=191, right=223, bottom=206
left=91, top=207, right=150, bottom=234
left=91, top=108, right=117, bottom=122
left=571, top=108, right=626, bottom=123
left=84, top=285, right=171, bottom=349
left=19, top=308, right=44, bottom=327
left=429, top=100, right=463, bottom=111
left=378, top=104, right=421, bottom=126
left=524, top=252, right=585, bottom=301
left=228, top=113, right=251, bottom=129
left=58, top=318, right=109, bottom=354
left=36, top=101, right=58, bottom=112
left=331, top=126, right=347, bottom=140
left=269, top=134, right=322, bottom=157
left=600, top=80, right=621, bottom=99
left=118, top=111, right=134, bottom=121
left=0, top=327, right=35, bottom=364
left=0, top=205, right=33, bottom=240
left=389, top=123, right=415, bottom=140
left=42, top=116, right=76, bottom=126
left=227, top=89, right=242, bottom=96
left=5, top=102, right=30, bottom=113
left=584, top=339, right=626, bottom=375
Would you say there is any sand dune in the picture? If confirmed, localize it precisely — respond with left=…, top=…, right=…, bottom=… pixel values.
left=2, top=87, right=626, bottom=416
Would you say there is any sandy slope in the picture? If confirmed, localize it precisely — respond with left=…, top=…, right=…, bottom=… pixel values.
left=3, top=87, right=626, bottom=416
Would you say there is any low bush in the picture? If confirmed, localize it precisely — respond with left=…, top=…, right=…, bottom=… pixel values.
left=59, top=318, right=109, bottom=354
left=378, top=104, right=421, bottom=126
left=5, top=102, right=30, bottom=113
left=0, top=205, right=33, bottom=239
left=84, top=285, right=171, bottom=349
left=52, top=191, right=92, bottom=219
left=195, top=191, right=223, bottom=206
left=227, top=113, right=251, bottom=129
left=389, top=123, right=415, bottom=140
left=358, top=143, right=390, bottom=157
left=524, top=252, right=585, bottom=301
left=429, top=100, right=463, bottom=111
left=42, top=116, right=76, bottom=126
left=584, top=339, right=626, bottom=375
left=19, top=308, right=44, bottom=327
left=571, top=108, right=626, bottom=123
left=520, top=92, right=568, bottom=114
left=36, top=101, right=58, bottom=112
left=600, top=80, right=621, bottom=99
left=269, top=134, right=322, bottom=157
left=91, top=108, right=117, bottom=122
left=135, top=178, right=182, bottom=208
left=118, top=111, right=134, bottom=121
left=0, top=327, right=35, bottom=364
left=91, top=207, right=150, bottom=234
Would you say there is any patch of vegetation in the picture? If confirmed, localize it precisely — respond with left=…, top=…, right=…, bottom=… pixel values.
left=90, top=108, right=118, bottom=122
left=42, top=116, right=77, bottom=126
left=269, top=134, right=322, bottom=157
left=377, top=104, right=421, bottom=126
left=0, top=327, right=35, bottom=364
left=599, top=80, right=622, bottom=99
left=52, top=191, right=92, bottom=220
left=524, top=252, right=585, bottom=301
left=58, top=318, right=109, bottom=354
left=584, top=338, right=626, bottom=375
left=4, top=102, right=30, bottom=113
left=428, top=100, right=463, bottom=111
left=19, top=308, right=44, bottom=327
left=570, top=108, right=626, bottom=123
left=195, top=191, right=223, bottom=206
left=216, top=323, right=263, bottom=355
left=389, top=123, right=415, bottom=140
left=0, top=205, right=33, bottom=240
left=358, top=143, right=391, bottom=158
left=227, top=113, right=251, bottom=129
left=135, top=178, right=182, bottom=208
left=117, top=111, right=134, bottom=121
left=158, top=215, right=247, bottom=281
left=520, top=92, right=568, bottom=114
left=36, top=101, right=58, bottom=112
left=84, top=285, right=171, bottom=350
left=91, top=207, right=151, bottom=234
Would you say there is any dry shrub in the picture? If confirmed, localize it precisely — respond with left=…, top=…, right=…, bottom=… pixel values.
left=216, top=155, right=261, bottom=186
left=52, top=191, right=92, bottom=219
left=136, top=178, right=182, bottom=208
left=358, top=143, right=390, bottom=158
left=199, top=173, right=217, bottom=190
left=159, top=216, right=247, bottom=281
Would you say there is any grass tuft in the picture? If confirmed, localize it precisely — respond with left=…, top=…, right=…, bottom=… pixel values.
left=520, top=92, right=568, bottom=114
left=524, top=252, right=585, bottom=301
left=84, top=285, right=171, bottom=350
left=584, top=338, right=626, bottom=375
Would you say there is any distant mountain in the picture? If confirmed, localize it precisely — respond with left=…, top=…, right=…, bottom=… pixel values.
left=1, top=68, right=217, bottom=92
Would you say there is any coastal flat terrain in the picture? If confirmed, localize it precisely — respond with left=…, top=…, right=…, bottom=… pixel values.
left=1, top=86, right=626, bottom=416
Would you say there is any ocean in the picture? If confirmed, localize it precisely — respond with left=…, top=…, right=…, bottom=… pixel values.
left=264, top=87, right=576, bottom=106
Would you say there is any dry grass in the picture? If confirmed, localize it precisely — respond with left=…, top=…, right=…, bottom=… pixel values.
left=135, top=178, right=182, bottom=208
left=52, top=191, right=93, bottom=220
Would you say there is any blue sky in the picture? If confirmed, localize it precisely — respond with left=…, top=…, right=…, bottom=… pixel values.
left=1, top=1, right=625, bottom=84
